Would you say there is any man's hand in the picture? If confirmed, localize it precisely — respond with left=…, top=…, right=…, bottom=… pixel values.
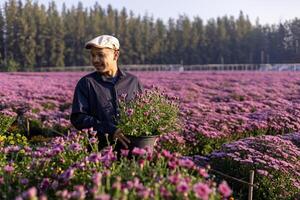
left=113, top=128, right=131, bottom=149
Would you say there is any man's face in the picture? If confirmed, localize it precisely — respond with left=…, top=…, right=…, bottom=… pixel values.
left=90, top=47, right=119, bottom=73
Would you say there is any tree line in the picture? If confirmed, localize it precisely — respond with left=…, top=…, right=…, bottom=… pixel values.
left=0, top=0, right=300, bottom=71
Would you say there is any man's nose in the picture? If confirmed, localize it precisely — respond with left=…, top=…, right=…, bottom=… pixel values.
left=93, top=55, right=101, bottom=62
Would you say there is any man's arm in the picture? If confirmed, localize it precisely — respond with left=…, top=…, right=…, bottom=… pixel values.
left=70, top=78, right=104, bottom=133
left=137, top=78, right=144, bottom=93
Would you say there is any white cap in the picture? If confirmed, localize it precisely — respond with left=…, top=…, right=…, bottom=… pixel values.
left=85, top=35, right=120, bottom=50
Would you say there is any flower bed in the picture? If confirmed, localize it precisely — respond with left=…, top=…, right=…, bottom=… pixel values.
left=1, top=72, right=299, bottom=138
left=208, top=133, right=300, bottom=199
left=0, top=130, right=232, bottom=200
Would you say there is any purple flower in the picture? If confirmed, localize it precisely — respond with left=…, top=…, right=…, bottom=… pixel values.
left=3, top=165, right=14, bottom=173
left=61, top=168, right=75, bottom=182
left=100, top=148, right=117, bottom=167
left=24, top=187, right=37, bottom=199
left=126, top=108, right=134, bottom=116
left=15, top=196, right=23, bottom=200
left=51, top=180, right=59, bottom=190
left=40, top=178, right=51, bottom=190
left=39, top=195, right=48, bottom=200
left=121, top=149, right=129, bottom=157
left=143, top=111, right=149, bottom=116
left=162, top=149, right=173, bottom=159
left=126, top=177, right=143, bottom=190
left=168, top=160, right=177, bottom=170
left=71, top=185, right=86, bottom=200
left=112, top=177, right=122, bottom=190
left=176, top=181, right=189, bottom=193
left=95, top=193, right=111, bottom=200
left=178, top=159, right=195, bottom=169
left=69, top=143, right=82, bottom=152
left=56, top=189, right=70, bottom=199
left=88, top=153, right=102, bottom=163
left=256, top=169, right=269, bottom=176
left=160, top=186, right=172, bottom=198
left=218, top=181, right=232, bottom=197
left=20, top=178, right=29, bottom=185
left=137, top=188, right=151, bottom=199
left=90, top=130, right=98, bottom=137
left=89, top=138, right=98, bottom=144
left=198, top=168, right=209, bottom=178
left=193, top=182, right=212, bottom=200
left=132, top=147, right=147, bottom=156
left=92, top=172, right=102, bottom=187
left=168, top=174, right=180, bottom=184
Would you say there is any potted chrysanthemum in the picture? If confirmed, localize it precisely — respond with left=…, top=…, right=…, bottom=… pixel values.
left=116, top=87, right=181, bottom=150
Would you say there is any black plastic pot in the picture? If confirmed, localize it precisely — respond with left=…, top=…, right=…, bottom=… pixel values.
left=127, top=135, right=158, bottom=150
left=114, top=135, right=158, bottom=158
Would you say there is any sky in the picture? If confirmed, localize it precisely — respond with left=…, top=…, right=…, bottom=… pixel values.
left=9, top=0, right=300, bottom=25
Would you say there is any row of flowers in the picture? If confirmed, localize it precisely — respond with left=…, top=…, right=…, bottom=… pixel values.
left=1, top=71, right=299, bottom=138
left=205, top=132, right=300, bottom=199
left=0, top=128, right=232, bottom=200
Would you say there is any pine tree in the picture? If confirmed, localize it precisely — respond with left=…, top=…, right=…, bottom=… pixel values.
left=22, top=0, right=36, bottom=70
left=0, top=7, right=5, bottom=69
left=165, top=18, right=178, bottom=64
left=33, top=3, right=47, bottom=68
left=177, top=15, right=192, bottom=64
left=236, top=11, right=252, bottom=63
left=189, top=17, right=205, bottom=64
left=288, top=19, right=300, bottom=62
left=73, top=2, right=87, bottom=66
left=150, top=19, right=166, bottom=63
left=5, top=0, right=21, bottom=71
left=117, top=7, right=131, bottom=64
left=45, top=1, right=64, bottom=67
left=105, top=4, right=116, bottom=35
left=205, top=19, right=218, bottom=64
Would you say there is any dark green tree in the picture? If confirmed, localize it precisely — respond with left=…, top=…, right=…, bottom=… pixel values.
left=0, top=7, right=5, bottom=69
left=45, top=1, right=64, bottom=67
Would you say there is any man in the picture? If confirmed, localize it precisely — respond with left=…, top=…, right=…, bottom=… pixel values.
left=70, top=35, right=143, bottom=149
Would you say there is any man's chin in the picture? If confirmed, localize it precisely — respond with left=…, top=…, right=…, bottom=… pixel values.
left=95, top=66, right=105, bottom=71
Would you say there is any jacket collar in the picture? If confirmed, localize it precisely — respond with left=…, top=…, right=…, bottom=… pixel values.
left=118, top=67, right=126, bottom=78
left=97, top=67, right=126, bottom=82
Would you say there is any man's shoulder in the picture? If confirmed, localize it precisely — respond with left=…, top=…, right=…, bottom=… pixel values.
left=79, top=71, right=98, bottom=81
left=76, top=71, right=98, bottom=86
left=122, top=71, right=140, bottom=81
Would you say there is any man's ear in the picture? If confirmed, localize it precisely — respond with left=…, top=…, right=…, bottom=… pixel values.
left=114, top=50, right=119, bottom=61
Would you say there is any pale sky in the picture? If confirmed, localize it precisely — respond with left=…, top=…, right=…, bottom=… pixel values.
left=5, top=0, right=300, bottom=25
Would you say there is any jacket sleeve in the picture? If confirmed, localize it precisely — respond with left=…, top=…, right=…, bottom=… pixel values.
left=70, top=78, right=104, bottom=133
left=137, top=78, right=144, bottom=93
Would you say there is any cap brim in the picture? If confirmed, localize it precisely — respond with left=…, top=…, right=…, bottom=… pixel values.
left=85, top=43, right=119, bottom=50
left=85, top=43, right=104, bottom=49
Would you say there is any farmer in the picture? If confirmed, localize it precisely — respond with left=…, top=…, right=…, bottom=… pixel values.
left=70, top=35, right=143, bottom=149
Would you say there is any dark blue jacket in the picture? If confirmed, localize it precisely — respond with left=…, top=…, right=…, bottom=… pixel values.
left=70, top=68, right=143, bottom=144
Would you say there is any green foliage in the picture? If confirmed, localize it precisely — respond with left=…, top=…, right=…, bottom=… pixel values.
left=0, top=114, right=15, bottom=135
left=41, top=102, right=56, bottom=110
left=59, top=102, right=72, bottom=112
left=0, top=114, right=29, bottom=147
left=5, top=59, right=20, bottom=71
left=0, top=132, right=28, bottom=147
left=117, top=88, right=181, bottom=136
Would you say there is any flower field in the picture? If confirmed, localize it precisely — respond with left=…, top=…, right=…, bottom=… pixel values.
left=0, top=71, right=300, bottom=199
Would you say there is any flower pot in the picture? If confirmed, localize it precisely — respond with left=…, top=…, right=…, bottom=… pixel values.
left=127, top=135, right=158, bottom=150
left=114, top=135, right=158, bottom=158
